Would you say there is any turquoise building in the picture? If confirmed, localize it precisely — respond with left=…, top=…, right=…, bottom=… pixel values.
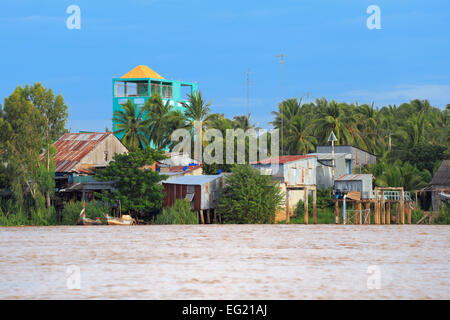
left=112, top=65, right=198, bottom=143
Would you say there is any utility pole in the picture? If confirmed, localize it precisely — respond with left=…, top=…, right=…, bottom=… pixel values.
left=276, top=53, right=286, bottom=155
left=276, top=53, right=286, bottom=100
left=244, top=68, right=254, bottom=115
left=328, top=131, right=338, bottom=183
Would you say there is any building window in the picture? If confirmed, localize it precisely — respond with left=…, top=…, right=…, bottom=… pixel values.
left=162, top=83, right=173, bottom=99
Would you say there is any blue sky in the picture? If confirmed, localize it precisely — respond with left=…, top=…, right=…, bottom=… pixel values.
left=0, top=0, right=449, bottom=132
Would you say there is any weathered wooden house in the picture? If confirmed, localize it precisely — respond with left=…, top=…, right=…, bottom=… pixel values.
left=50, top=132, right=128, bottom=201
left=251, top=155, right=318, bottom=223
left=334, top=174, right=374, bottom=199
left=427, top=160, right=450, bottom=211
left=307, top=153, right=347, bottom=189
left=162, top=175, right=224, bottom=223
left=316, top=145, right=376, bottom=173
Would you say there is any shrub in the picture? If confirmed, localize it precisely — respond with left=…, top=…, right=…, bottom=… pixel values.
left=217, top=165, right=283, bottom=224
left=435, top=203, right=450, bottom=224
left=61, top=201, right=106, bottom=225
left=153, top=199, right=198, bottom=224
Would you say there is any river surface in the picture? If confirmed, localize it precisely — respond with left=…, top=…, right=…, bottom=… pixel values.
left=0, top=225, right=448, bottom=299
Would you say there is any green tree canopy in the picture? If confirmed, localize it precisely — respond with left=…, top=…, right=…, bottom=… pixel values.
left=95, top=148, right=167, bottom=218
left=217, top=165, right=283, bottom=224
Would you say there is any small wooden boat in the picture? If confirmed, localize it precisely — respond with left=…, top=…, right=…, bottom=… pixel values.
left=78, top=208, right=103, bottom=225
left=105, top=213, right=134, bottom=225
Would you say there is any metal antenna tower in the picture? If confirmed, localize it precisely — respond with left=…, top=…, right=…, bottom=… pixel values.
left=244, top=68, right=254, bottom=115
left=276, top=53, right=286, bottom=99
left=276, top=53, right=286, bottom=154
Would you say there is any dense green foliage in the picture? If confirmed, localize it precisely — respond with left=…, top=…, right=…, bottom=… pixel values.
left=112, top=100, right=149, bottom=152
left=153, top=199, right=198, bottom=224
left=217, top=165, right=283, bottom=223
left=95, top=148, right=167, bottom=219
left=61, top=202, right=106, bottom=225
left=0, top=84, right=68, bottom=225
left=270, top=98, right=448, bottom=191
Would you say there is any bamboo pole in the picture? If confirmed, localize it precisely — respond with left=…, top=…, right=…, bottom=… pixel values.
left=386, top=202, right=391, bottom=225
left=200, top=210, right=205, bottom=224
left=285, top=187, right=290, bottom=224
left=407, top=203, right=411, bottom=224
left=356, top=201, right=362, bottom=225
left=374, top=198, right=379, bottom=224
left=304, top=189, right=309, bottom=225
left=396, top=203, right=400, bottom=224
left=365, top=201, right=370, bottom=224
left=335, top=199, right=339, bottom=224
left=381, top=190, right=385, bottom=224
left=400, top=189, right=405, bottom=224
left=206, top=209, right=211, bottom=224
left=313, top=188, right=317, bottom=224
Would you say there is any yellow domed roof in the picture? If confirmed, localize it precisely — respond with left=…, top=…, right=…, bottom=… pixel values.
left=121, top=65, right=164, bottom=79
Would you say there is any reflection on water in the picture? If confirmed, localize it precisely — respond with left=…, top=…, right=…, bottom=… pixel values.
left=0, top=225, right=448, bottom=299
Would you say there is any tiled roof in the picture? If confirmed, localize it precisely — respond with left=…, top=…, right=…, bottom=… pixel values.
left=251, top=155, right=316, bottom=165
left=51, top=133, right=112, bottom=173
left=121, top=65, right=164, bottom=79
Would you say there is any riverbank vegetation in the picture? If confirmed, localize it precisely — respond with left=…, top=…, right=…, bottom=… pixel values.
left=0, top=83, right=68, bottom=226
left=1, top=82, right=448, bottom=225
left=153, top=199, right=198, bottom=224
left=217, top=165, right=283, bottom=224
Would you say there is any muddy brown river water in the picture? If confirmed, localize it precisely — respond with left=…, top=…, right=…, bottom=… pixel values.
left=0, top=225, right=448, bottom=299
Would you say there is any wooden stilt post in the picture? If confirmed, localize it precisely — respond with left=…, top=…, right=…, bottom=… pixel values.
left=400, top=188, right=405, bottom=224
left=374, top=199, right=379, bottom=225
left=373, top=188, right=378, bottom=224
left=356, top=200, right=362, bottom=224
left=200, top=210, right=205, bottom=224
left=304, top=188, right=309, bottom=225
left=386, top=202, right=391, bottom=225
left=365, top=201, right=370, bottom=224
left=213, top=209, right=217, bottom=224
left=407, top=203, right=411, bottom=224
left=415, top=191, right=418, bottom=209
left=381, top=190, right=385, bottom=224
left=335, top=199, right=339, bottom=224
left=285, top=187, right=290, bottom=224
left=313, top=187, right=317, bottom=224
left=396, top=203, right=400, bottom=224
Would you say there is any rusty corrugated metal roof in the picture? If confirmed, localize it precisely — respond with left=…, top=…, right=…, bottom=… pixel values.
left=51, top=132, right=112, bottom=173
left=163, top=175, right=222, bottom=186
left=335, top=174, right=372, bottom=181
left=251, top=155, right=316, bottom=165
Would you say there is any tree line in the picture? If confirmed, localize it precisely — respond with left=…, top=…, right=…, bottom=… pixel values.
left=0, top=84, right=68, bottom=224
left=115, top=92, right=449, bottom=190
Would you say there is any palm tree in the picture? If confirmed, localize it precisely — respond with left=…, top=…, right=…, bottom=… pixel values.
left=180, top=91, right=221, bottom=150
left=112, top=100, right=149, bottom=152
left=285, top=115, right=317, bottom=154
left=270, top=98, right=302, bottom=154
left=313, top=99, right=360, bottom=146
left=142, top=93, right=174, bottom=150
left=232, top=113, right=258, bottom=131
left=181, top=91, right=216, bottom=130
